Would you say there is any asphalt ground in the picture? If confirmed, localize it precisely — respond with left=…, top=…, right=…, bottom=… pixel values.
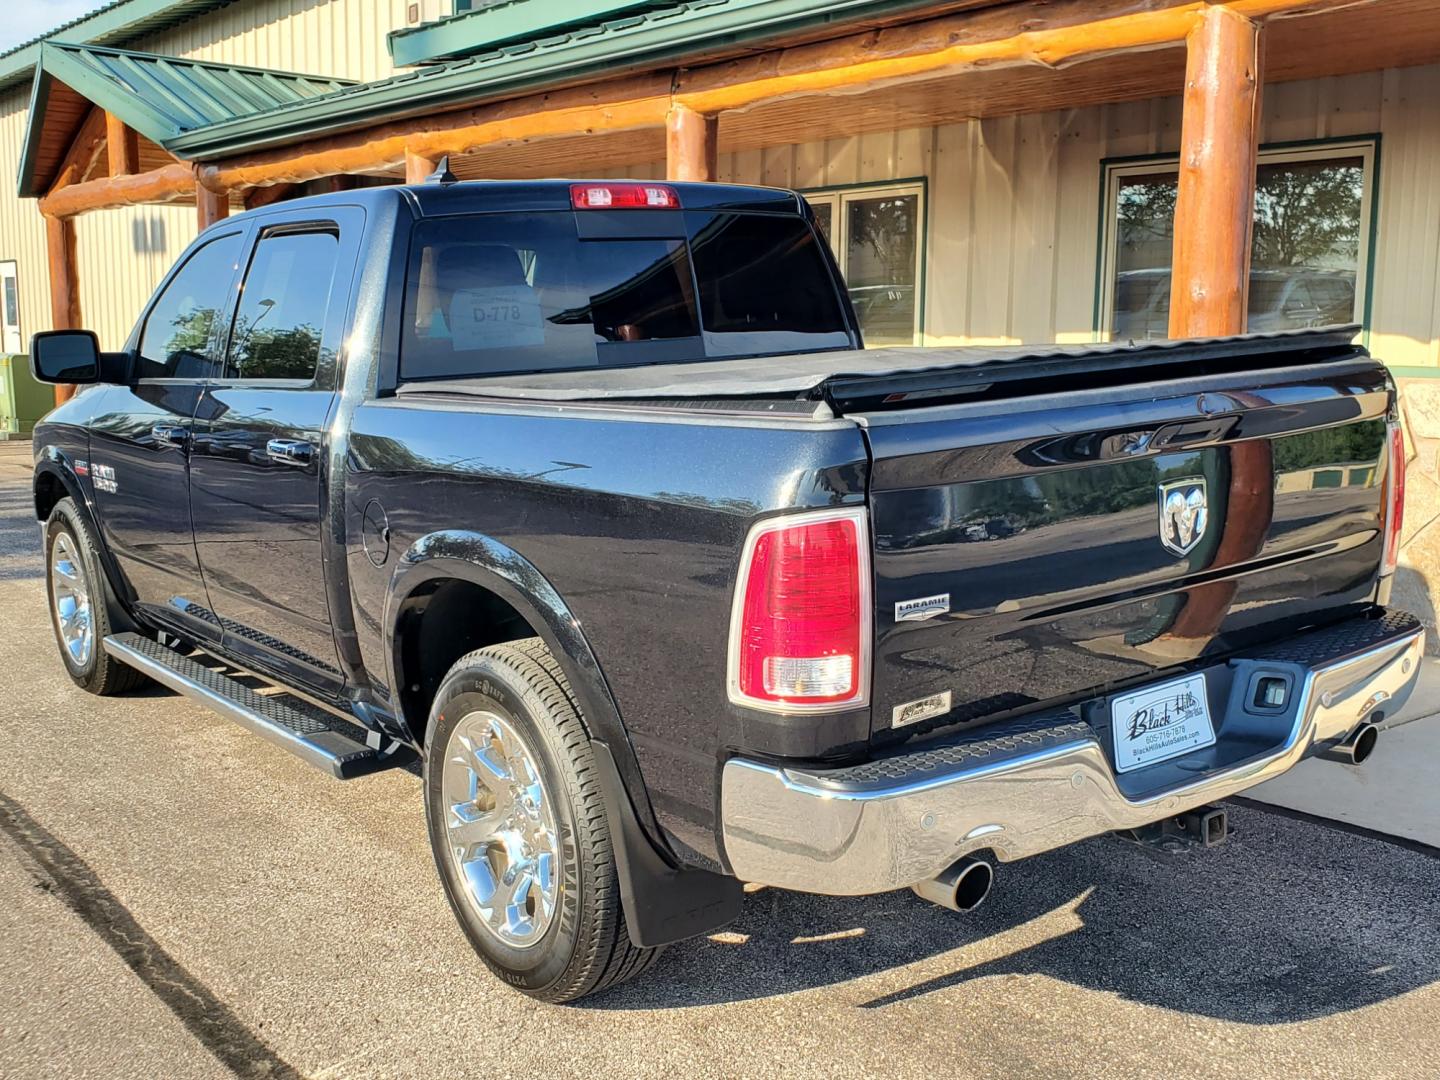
left=2, top=440, right=1439, bottom=1080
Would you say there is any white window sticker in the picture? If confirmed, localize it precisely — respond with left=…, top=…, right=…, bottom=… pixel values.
left=449, top=286, right=545, bottom=350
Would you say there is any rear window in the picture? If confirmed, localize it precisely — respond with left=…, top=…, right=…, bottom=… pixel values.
left=401, top=210, right=848, bottom=380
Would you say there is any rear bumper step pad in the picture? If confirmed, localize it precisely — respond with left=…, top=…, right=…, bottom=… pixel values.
left=104, top=633, right=390, bottom=779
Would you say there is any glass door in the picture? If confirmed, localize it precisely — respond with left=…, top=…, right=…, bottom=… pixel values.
left=0, top=262, right=20, bottom=355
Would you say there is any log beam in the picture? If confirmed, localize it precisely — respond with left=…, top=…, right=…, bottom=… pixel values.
left=665, top=105, right=718, bottom=182
left=672, top=0, right=1338, bottom=113
left=405, top=149, right=439, bottom=184
left=197, top=184, right=229, bottom=230
left=105, top=112, right=139, bottom=177
left=48, top=108, right=108, bottom=193
left=1168, top=5, right=1265, bottom=338
left=39, top=163, right=196, bottom=218
left=193, top=0, right=1367, bottom=194
left=45, top=215, right=82, bottom=406
left=199, top=72, right=673, bottom=192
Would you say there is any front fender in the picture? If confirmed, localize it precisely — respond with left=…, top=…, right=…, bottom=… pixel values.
left=33, top=446, right=139, bottom=634
left=384, top=529, right=662, bottom=845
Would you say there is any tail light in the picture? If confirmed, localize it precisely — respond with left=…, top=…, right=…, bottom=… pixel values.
left=1382, top=419, right=1406, bottom=576
left=727, top=507, right=871, bottom=713
left=570, top=182, right=680, bottom=209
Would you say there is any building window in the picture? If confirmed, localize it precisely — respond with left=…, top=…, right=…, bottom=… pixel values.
left=1100, top=140, right=1376, bottom=341
left=805, top=182, right=925, bottom=347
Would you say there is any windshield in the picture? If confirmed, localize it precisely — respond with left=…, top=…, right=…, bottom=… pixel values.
left=401, top=210, right=850, bottom=380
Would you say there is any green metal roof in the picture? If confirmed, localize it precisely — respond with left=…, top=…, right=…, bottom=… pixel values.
left=18, top=41, right=354, bottom=195
left=16, top=0, right=960, bottom=189
left=389, top=1, right=668, bottom=67
left=0, top=0, right=238, bottom=93
left=169, top=0, right=943, bottom=159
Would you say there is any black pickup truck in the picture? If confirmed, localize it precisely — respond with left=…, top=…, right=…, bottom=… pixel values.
left=29, top=178, right=1423, bottom=1003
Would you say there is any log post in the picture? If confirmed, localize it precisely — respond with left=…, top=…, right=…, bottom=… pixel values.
left=1168, top=5, right=1265, bottom=339
left=665, top=104, right=718, bottom=182
left=105, top=112, right=139, bottom=177
left=1162, top=7, right=1269, bottom=645
left=197, top=185, right=229, bottom=230
left=45, top=214, right=82, bottom=406
left=405, top=149, right=438, bottom=184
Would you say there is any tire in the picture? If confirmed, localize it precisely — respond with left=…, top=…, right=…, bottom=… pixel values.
left=423, top=637, right=662, bottom=1003
left=44, top=498, right=147, bottom=696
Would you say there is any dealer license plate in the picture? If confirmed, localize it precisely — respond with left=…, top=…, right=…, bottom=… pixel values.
left=1110, top=672, right=1216, bottom=774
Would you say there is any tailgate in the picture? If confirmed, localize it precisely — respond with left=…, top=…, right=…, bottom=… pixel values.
left=860, top=356, right=1392, bottom=740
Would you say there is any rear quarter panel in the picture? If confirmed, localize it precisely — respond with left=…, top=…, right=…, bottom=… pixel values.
left=344, top=396, right=869, bottom=864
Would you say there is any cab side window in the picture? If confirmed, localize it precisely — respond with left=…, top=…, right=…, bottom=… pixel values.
left=136, top=233, right=243, bottom=380
left=223, top=228, right=341, bottom=381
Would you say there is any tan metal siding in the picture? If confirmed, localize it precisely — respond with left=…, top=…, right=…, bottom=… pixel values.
left=0, top=91, right=54, bottom=353
left=1371, top=65, right=1440, bottom=367
left=135, top=0, right=410, bottom=83
left=694, top=64, right=1438, bottom=361
left=75, top=205, right=196, bottom=350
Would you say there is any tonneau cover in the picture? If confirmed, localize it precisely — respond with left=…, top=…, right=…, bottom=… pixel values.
left=393, top=325, right=1363, bottom=404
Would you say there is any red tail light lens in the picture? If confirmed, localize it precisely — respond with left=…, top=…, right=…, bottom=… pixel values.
left=1383, top=419, right=1405, bottom=576
left=728, top=508, right=870, bottom=712
left=570, top=182, right=680, bottom=209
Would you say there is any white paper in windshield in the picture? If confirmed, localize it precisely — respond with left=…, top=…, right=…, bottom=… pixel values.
left=449, top=286, right=545, bottom=350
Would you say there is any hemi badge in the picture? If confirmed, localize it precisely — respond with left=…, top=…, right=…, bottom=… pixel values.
left=893, top=690, right=952, bottom=729
left=895, top=593, right=950, bottom=622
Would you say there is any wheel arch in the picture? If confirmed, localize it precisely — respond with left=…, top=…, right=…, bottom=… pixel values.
left=384, top=530, right=658, bottom=842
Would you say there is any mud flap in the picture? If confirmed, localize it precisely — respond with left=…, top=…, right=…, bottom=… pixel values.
left=591, top=741, right=743, bottom=948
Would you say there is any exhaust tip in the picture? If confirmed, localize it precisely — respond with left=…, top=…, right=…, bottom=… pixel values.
left=1351, top=722, right=1379, bottom=765
left=911, top=856, right=994, bottom=913
left=1321, top=721, right=1380, bottom=765
left=952, top=859, right=993, bottom=911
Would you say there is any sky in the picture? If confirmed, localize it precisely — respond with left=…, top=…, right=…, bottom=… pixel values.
left=0, top=1, right=104, bottom=53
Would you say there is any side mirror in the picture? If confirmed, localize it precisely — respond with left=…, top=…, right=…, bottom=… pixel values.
left=30, top=330, right=101, bottom=385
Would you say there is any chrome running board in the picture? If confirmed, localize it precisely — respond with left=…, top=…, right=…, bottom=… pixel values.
left=103, top=632, right=393, bottom=779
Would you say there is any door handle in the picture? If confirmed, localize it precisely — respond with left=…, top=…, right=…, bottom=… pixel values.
left=150, top=423, right=190, bottom=448
left=266, top=438, right=314, bottom=467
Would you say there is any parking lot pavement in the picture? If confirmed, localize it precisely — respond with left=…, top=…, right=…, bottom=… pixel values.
left=3, top=441, right=1440, bottom=1080
left=1247, top=659, right=1440, bottom=847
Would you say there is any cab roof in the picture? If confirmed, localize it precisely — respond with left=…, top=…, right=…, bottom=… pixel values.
left=228, top=179, right=805, bottom=224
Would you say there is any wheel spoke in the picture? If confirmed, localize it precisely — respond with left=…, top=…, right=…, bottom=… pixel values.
left=471, top=743, right=511, bottom=790
left=447, top=804, right=505, bottom=849
left=441, top=709, right=561, bottom=948
left=460, top=853, right=500, bottom=909
left=497, top=864, right=537, bottom=935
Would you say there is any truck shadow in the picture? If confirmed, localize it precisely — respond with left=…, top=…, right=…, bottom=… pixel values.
left=587, top=804, right=1440, bottom=1021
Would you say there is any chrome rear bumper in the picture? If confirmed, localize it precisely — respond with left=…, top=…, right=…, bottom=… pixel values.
left=720, top=613, right=1425, bottom=895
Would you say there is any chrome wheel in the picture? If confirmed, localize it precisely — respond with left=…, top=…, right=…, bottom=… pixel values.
left=50, top=532, right=93, bottom=669
left=442, top=709, right=559, bottom=948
